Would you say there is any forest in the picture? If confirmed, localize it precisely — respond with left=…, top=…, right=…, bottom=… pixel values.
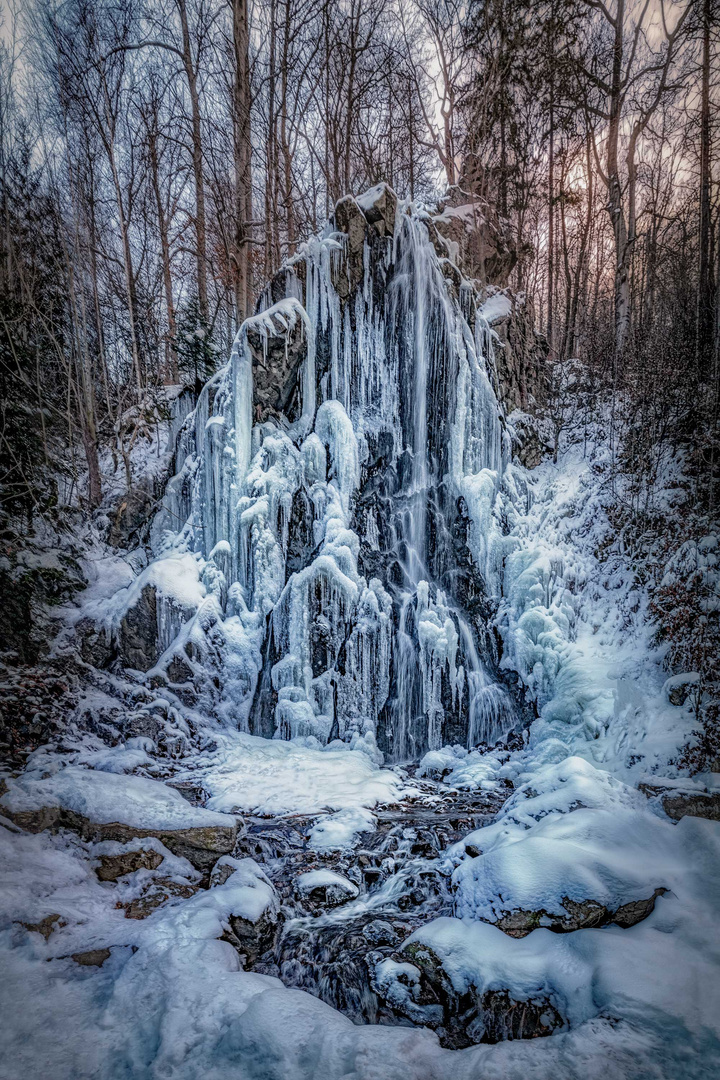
left=0, top=1, right=719, bottom=1078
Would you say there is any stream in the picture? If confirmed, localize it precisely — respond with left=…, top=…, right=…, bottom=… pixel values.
left=232, top=765, right=512, bottom=1030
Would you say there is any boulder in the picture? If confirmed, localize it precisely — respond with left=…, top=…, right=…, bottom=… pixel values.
left=294, top=869, right=359, bottom=909
left=218, top=858, right=281, bottom=965
left=491, top=889, right=667, bottom=938
left=372, top=936, right=564, bottom=1048
left=453, top=808, right=671, bottom=937
left=95, top=847, right=164, bottom=882
left=662, top=791, right=720, bottom=822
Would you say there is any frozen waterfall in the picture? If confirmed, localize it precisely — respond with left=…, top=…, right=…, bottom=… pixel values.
left=145, top=185, right=516, bottom=759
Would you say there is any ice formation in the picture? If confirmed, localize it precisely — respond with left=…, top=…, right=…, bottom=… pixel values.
left=124, top=186, right=516, bottom=759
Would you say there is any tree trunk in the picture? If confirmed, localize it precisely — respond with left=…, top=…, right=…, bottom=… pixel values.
left=148, top=128, right=178, bottom=382
left=547, top=4, right=555, bottom=354
left=177, top=0, right=208, bottom=323
left=233, top=0, right=253, bottom=324
left=697, top=0, right=712, bottom=378
left=605, top=0, right=631, bottom=360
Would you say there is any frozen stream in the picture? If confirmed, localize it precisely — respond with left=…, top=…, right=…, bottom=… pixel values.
left=230, top=764, right=511, bottom=1041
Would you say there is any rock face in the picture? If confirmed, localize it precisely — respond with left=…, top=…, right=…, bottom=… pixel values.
left=487, top=296, right=549, bottom=415
left=118, top=584, right=160, bottom=670
left=248, top=304, right=308, bottom=420
left=432, top=189, right=517, bottom=287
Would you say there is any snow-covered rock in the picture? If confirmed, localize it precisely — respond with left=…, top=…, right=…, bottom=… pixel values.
left=1, top=767, right=237, bottom=870
left=294, top=869, right=359, bottom=908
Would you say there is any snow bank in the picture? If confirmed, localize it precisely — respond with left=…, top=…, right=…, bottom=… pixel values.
left=178, top=732, right=403, bottom=817
left=1, top=767, right=232, bottom=832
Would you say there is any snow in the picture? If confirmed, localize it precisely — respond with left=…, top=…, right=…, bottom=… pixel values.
left=400, top=808, right=720, bottom=1045
left=480, top=291, right=513, bottom=324
left=1, top=766, right=233, bottom=832
left=307, top=806, right=377, bottom=851
left=174, top=731, right=404, bottom=818
left=216, top=858, right=278, bottom=924
left=452, top=806, right=675, bottom=924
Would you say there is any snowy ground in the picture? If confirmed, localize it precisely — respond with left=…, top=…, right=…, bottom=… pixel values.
left=1, top=435, right=718, bottom=1079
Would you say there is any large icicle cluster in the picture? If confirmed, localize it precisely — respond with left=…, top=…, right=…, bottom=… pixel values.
left=107, top=185, right=518, bottom=758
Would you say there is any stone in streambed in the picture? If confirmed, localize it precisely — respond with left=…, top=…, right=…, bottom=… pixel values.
left=294, top=869, right=359, bottom=909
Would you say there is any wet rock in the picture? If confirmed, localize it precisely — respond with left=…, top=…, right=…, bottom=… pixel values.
left=71, top=948, right=111, bottom=967
left=476, top=990, right=564, bottom=1044
left=362, top=920, right=400, bottom=947
left=294, top=869, right=359, bottom=909
left=370, top=955, right=444, bottom=1026
left=95, top=847, right=164, bottom=882
left=392, top=940, right=564, bottom=1048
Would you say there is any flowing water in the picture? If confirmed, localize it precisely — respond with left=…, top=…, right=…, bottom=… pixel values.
left=233, top=767, right=512, bottom=1031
